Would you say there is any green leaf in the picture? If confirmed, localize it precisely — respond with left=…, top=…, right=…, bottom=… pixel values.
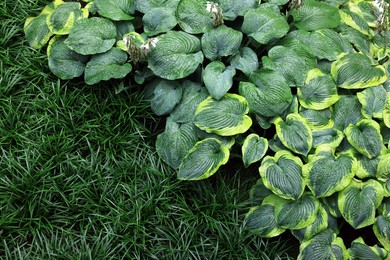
left=298, top=68, right=339, bottom=110
left=46, top=2, right=88, bottom=35
left=349, top=237, right=389, bottom=260
left=230, top=47, right=259, bottom=76
left=176, top=0, right=213, bottom=34
left=376, top=154, right=390, bottom=182
left=357, top=86, right=388, bottom=119
left=144, top=79, right=183, bottom=116
left=201, top=25, right=243, bottom=61
left=274, top=114, right=312, bottom=156
left=331, top=53, right=387, bottom=89
left=65, top=17, right=117, bottom=55
left=262, top=46, right=316, bottom=86
left=298, top=229, right=348, bottom=260
left=355, top=152, right=381, bottom=179
left=300, top=108, right=333, bottom=130
left=47, top=36, right=89, bottom=80
left=94, top=0, right=135, bottom=21
left=156, top=119, right=198, bottom=169
left=148, top=31, right=203, bottom=80
left=170, top=81, right=209, bottom=123
left=238, top=70, right=293, bottom=117
left=203, top=61, right=236, bottom=100
left=312, top=128, right=344, bottom=148
left=249, top=179, right=273, bottom=204
left=322, top=193, right=342, bottom=218
left=339, top=24, right=370, bottom=54
left=245, top=203, right=285, bottom=238
left=215, top=0, right=258, bottom=20
left=275, top=193, right=320, bottom=230
left=345, top=119, right=384, bottom=159
left=142, top=7, right=177, bottom=36
left=194, top=94, right=252, bottom=136
left=134, top=0, right=180, bottom=13
left=242, top=134, right=268, bottom=168
left=84, top=48, right=131, bottom=85
left=259, top=151, right=304, bottom=200
left=303, top=149, right=356, bottom=198
left=374, top=215, right=390, bottom=251
left=339, top=4, right=371, bottom=36
left=339, top=179, right=385, bottom=229
left=384, top=94, right=390, bottom=128
left=195, top=129, right=235, bottom=149
left=115, top=20, right=135, bottom=40
left=292, top=0, right=341, bottom=31
left=178, top=138, right=229, bottom=180
left=241, top=3, right=289, bottom=45
left=24, top=14, right=53, bottom=49
left=333, top=95, right=364, bottom=131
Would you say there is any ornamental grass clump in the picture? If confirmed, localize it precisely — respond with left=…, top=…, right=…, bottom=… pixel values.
left=25, top=0, right=390, bottom=258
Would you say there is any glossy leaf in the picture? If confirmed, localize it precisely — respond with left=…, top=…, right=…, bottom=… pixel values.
left=274, top=114, right=312, bottom=156
left=349, top=237, right=389, bottom=260
left=242, top=134, right=268, bottom=168
left=176, top=0, right=213, bottom=34
left=24, top=14, right=53, bottom=49
left=374, top=215, right=390, bottom=251
left=148, top=31, right=203, bottom=80
left=259, top=150, right=304, bottom=200
left=142, top=7, right=177, bottom=36
left=230, top=47, right=259, bottom=76
left=333, top=95, right=363, bottom=130
left=94, top=0, right=135, bottom=21
left=178, top=138, right=229, bottom=180
left=203, top=61, right=236, bottom=100
left=194, top=94, right=252, bottom=136
left=357, top=86, right=387, bottom=119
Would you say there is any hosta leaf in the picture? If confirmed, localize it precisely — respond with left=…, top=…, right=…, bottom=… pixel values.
left=84, top=48, right=131, bottom=85
left=322, top=193, right=342, bottom=218
left=291, top=0, right=341, bottom=31
left=156, top=119, right=198, bottom=169
left=195, top=129, right=235, bottom=149
left=47, top=36, right=89, bottom=80
left=176, top=0, right=213, bottom=34
left=303, top=149, right=356, bottom=198
left=331, top=53, right=387, bottom=89
left=178, top=138, right=229, bottom=180
left=144, top=79, right=183, bottom=116
left=148, top=31, right=203, bottom=80
left=194, top=94, right=252, bottom=136
left=142, top=7, right=177, bottom=36
left=274, top=193, right=320, bottom=230
left=377, top=154, right=390, bottom=182
left=215, top=0, right=258, bottom=20
left=300, top=108, right=333, bottom=131
left=355, top=152, right=381, bottom=179
left=262, top=46, right=316, bottom=86
left=170, top=81, right=209, bottom=123
left=274, top=114, right=312, bottom=156
left=298, top=229, right=348, bottom=260
left=357, top=86, right=388, bottom=119
left=383, top=94, right=390, bottom=128
left=341, top=179, right=385, bottom=229
left=203, top=61, right=236, bottom=100
left=115, top=20, right=135, bottom=40
left=241, top=3, right=289, bottom=45
left=249, top=179, right=272, bottom=204
left=238, top=70, right=293, bottom=117
left=94, top=0, right=135, bottom=21
left=65, top=17, right=117, bottom=55
left=374, top=215, right=390, bottom=251
left=292, top=204, right=329, bottom=242
left=259, top=151, right=304, bottom=200
left=24, top=14, right=53, bottom=49
left=339, top=24, right=371, bottom=54
left=339, top=4, right=370, bottom=36
left=242, top=134, right=268, bottom=168
left=345, top=119, right=384, bottom=159
left=269, top=134, right=289, bottom=153
left=349, top=237, right=389, bottom=260
left=46, top=2, right=87, bottom=35
left=312, top=128, right=344, bottom=148
left=245, top=203, right=285, bottom=238
left=298, top=69, right=339, bottom=110
left=201, top=25, right=243, bottom=61
left=333, top=95, right=364, bottom=131
left=134, top=0, right=180, bottom=13
left=230, top=47, right=259, bottom=76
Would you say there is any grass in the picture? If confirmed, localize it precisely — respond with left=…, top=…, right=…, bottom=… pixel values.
left=0, top=0, right=293, bottom=258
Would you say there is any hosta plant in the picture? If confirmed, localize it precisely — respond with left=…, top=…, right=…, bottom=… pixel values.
left=26, top=0, right=390, bottom=258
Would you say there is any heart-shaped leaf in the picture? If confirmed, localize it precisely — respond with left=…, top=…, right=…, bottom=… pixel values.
left=303, top=149, right=357, bottom=198
left=376, top=154, right=390, bottom=182
left=300, top=108, right=333, bottom=130
left=298, top=68, right=339, bottom=110
left=24, top=14, right=53, bottom=49
left=178, top=138, right=229, bottom=180
left=194, top=94, right=252, bottom=136
left=142, top=7, right=177, bottom=36
left=215, top=0, right=258, bottom=20
left=333, top=95, right=364, bottom=130
left=242, top=134, right=268, bottom=168
left=357, top=86, right=388, bottom=119
left=46, top=2, right=88, bottom=35
left=241, top=3, right=289, bottom=45
left=374, top=215, right=390, bottom=251
left=349, top=237, right=389, bottom=260
left=148, top=31, right=203, bottom=80
left=230, top=47, right=259, bottom=76
left=338, top=24, right=370, bottom=54
left=203, top=61, right=236, bottom=100
left=249, top=179, right=273, bottom=204
left=331, top=53, right=387, bottom=89
left=384, top=94, right=390, bottom=128
left=84, top=48, right=132, bottom=85
left=339, top=179, right=385, bottom=229
left=312, top=128, right=344, bottom=148
left=176, top=0, right=213, bottom=34
left=134, top=0, right=180, bottom=13
left=156, top=119, right=198, bottom=169
left=339, top=4, right=370, bottom=36
left=345, top=119, right=384, bottom=159
left=47, top=36, right=89, bottom=80
left=94, top=0, right=135, bottom=21
left=274, top=114, right=312, bottom=156
left=259, top=150, right=304, bottom=200
left=65, top=17, right=117, bottom=55
left=354, top=152, right=381, bottom=179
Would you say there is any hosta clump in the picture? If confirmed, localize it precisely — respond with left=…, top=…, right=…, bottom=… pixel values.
left=26, top=0, right=390, bottom=257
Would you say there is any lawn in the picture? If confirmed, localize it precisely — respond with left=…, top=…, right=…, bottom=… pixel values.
left=0, top=0, right=293, bottom=258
